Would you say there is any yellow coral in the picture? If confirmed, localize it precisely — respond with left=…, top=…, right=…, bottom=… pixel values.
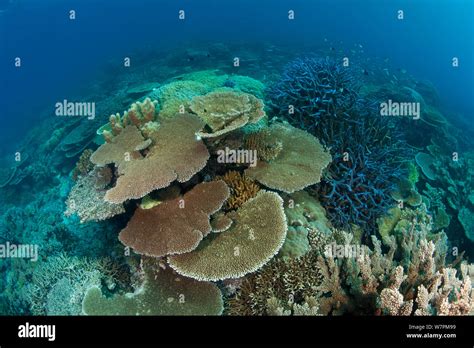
left=216, top=171, right=260, bottom=210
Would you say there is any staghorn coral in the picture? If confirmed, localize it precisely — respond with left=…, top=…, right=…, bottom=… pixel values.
left=104, top=113, right=210, bottom=203
left=245, top=123, right=331, bottom=193
left=119, top=181, right=230, bottom=257
left=90, top=125, right=150, bottom=171
left=168, top=191, right=287, bottom=281
left=65, top=171, right=125, bottom=223
left=244, top=128, right=283, bottom=162
left=82, top=258, right=223, bottom=316
left=190, top=91, right=265, bottom=138
left=269, top=56, right=410, bottom=233
left=216, top=170, right=260, bottom=210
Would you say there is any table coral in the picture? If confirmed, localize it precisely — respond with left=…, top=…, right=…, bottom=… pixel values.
left=245, top=123, right=331, bottom=193
left=103, top=113, right=210, bottom=203
left=119, top=180, right=230, bottom=257
left=190, top=91, right=265, bottom=138
left=168, top=190, right=287, bottom=281
left=90, top=125, right=150, bottom=170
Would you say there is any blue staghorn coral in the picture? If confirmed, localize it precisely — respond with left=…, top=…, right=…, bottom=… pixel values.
left=268, top=57, right=410, bottom=234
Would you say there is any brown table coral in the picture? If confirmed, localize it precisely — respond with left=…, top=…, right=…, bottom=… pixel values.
left=245, top=123, right=332, bottom=193
left=119, top=180, right=230, bottom=257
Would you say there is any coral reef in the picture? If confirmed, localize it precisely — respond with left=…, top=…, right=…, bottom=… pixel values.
left=103, top=114, right=210, bottom=203
left=216, top=171, right=260, bottom=210
left=268, top=57, right=409, bottom=233
left=83, top=258, right=223, bottom=315
left=190, top=91, right=265, bottom=138
left=119, top=181, right=230, bottom=257
left=71, top=149, right=94, bottom=181
left=90, top=125, right=151, bottom=170
left=415, top=152, right=437, bottom=180
left=27, top=253, right=121, bottom=315
left=65, top=171, right=125, bottom=223
left=244, top=128, right=283, bottom=162
left=103, top=98, right=159, bottom=141
left=168, top=191, right=287, bottom=281
left=245, top=123, right=331, bottom=193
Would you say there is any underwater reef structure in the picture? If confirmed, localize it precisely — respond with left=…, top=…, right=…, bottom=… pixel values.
left=268, top=57, right=410, bottom=233
left=3, top=61, right=472, bottom=319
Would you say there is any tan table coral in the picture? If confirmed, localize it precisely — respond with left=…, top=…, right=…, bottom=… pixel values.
left=190, top=91, right=265, bottom=138
left=102, top=113, right=210, bottom=203
left=245, top=123, right=332, bottom=193
left=168, top=190, right=287, bottom=281
left=119, top=181, right=230, bottom=257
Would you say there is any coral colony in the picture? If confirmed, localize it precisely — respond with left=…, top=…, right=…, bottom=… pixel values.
left=0, top=55, right=473, bottom=317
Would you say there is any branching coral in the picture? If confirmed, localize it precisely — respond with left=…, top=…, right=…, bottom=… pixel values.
left=27, top=253, right=121, bottom=315
left=103, top=113, right=210, bottom=203
left=82, top=258, right=223, bottom=315
left=168, top=191, right=287, bottom=281
left=226, top=251, right=323, bottom=316
left=268, top=56, right=409, bottom=233
left=118, top=181, right=230, bottom=257
left=216, top=171, right=260, bottom=210
left=245, top=123, right=331, bottom=193
left=190, top=91, right=265, bottom=138
left=267, top=57, right=358, bottom=135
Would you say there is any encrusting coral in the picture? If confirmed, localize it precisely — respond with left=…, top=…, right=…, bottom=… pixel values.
left=168, top=190, right=287, bottom=281
left=103, top=113, right=210, bottom=203
left=118, top=181, right=230, bottom=257
left=82, top=258, right=223, bottom=316
left=245, top=123, right=332, bottom=193
left=190, top=91, right=265, bottom=138
left=216, top=171, right=260, bottom=210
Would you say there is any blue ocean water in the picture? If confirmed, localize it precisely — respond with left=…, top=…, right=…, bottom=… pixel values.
left=1, top=0, right=473, bottom=151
